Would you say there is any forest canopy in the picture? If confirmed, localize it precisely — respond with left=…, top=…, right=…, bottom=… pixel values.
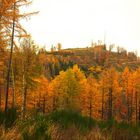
left=0, top=0, right=140, bottom=140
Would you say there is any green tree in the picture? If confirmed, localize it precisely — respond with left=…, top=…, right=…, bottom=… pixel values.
left=51, top=65, right=86, bottom=111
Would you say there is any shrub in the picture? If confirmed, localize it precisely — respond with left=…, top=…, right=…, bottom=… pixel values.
left=0, top=108, right=18, bottom=128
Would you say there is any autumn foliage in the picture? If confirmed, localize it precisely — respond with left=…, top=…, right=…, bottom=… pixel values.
left=0, top=1, right=140, bottom=138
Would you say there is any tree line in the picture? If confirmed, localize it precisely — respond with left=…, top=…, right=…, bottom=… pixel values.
left=0, top=0, right=140, bottom=126
left=0, top=38, right=140, bottom=125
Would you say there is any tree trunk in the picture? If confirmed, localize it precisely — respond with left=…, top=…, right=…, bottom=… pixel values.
left=127, top=95, right=131, bottom=123
left=102, top=88, right=104, bottom=119
left=130, top=94, right=133, bottom=123
left=89, top=95, right=92, bottom=118
left=34, top=95, right=36, bottom=109
left=139, top=99, right=140, bottom=125
left=22, top=73, right=27, bottom=118
left=108, top=88, right=112, bottom=120
left=5, top=2, right=16, bottom=112
left=11, top=63, right=16, bottom=108
left=39, top=92, right=41, bottom=109
left=22, top=86, right=27, bottom=118
left=0, top=86, right=1, bottom=109
left=43, top=96, right=46, bottom=114
left=135, top=91, right=138, bottom=124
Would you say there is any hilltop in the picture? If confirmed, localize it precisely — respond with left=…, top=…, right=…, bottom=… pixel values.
left=40, top=44, right=140, bottom=78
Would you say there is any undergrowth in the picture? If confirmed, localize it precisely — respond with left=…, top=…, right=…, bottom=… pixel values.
left=0, top=109, right=140, bottom=140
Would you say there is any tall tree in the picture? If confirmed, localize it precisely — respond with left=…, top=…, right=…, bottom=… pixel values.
left=0, top=0, right=35, bottom=112
left=5, top=1, right=16, bottom=112
left=12, top=38, right=39, bottom=117
left=83, top=75, right=100, bottom=119
left=122, top=67, right=132, bottom=123
left=133, top=68, right=140, bottom=124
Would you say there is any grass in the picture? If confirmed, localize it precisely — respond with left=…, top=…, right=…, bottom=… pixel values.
left=0, top=109, right=140, bottom=140
left=49, top=110, right=96, bottom=132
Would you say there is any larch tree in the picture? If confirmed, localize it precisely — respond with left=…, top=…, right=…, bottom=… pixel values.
left=133, top=68, right=140, bottom=124
left=12, top=38, right=39, bottom=117
left=50, top=65, right=86, bottom=112
left=121, top=67, right=133, bottom=123
left=31, top=76, right=49, bottom=114
left=84, top=75, right=100, bottom=119
left=100, top=67, right=119, bottom=120
left=100, top=70, right=108, bottom=120
left=0, top=0, right=36, bottom=112
left=50, top=69, right=80, bottom=111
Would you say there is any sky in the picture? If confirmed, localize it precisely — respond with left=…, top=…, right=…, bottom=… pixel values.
left=22, top=0, right=140, bottom=53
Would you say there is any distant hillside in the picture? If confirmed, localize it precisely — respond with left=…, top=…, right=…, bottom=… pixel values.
left=42, top=44, right=140, bottom=78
